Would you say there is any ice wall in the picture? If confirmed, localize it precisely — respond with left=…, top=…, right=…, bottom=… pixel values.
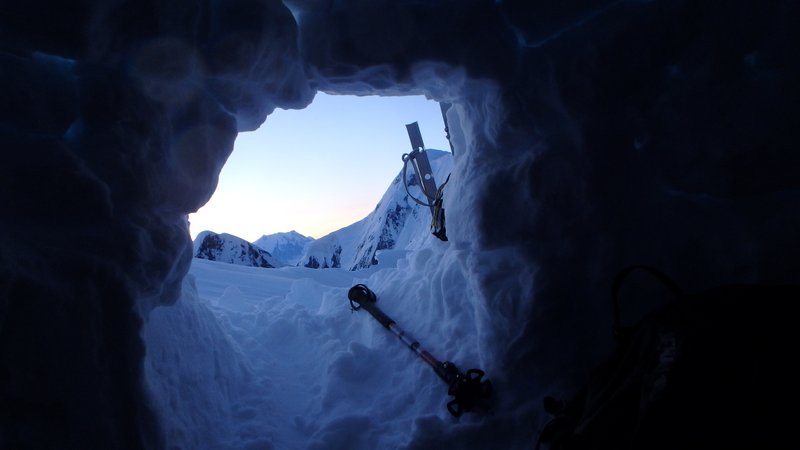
left=1, top=0, right=310, bottom=447
left=2, top=0, right=798, bottom=448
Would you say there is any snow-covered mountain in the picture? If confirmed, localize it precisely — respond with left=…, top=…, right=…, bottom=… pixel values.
left=253, top=230, right=314, bottom=266
left=300, top=149, right=453, bottom=270
left=193, top=231, right=280, bottom=268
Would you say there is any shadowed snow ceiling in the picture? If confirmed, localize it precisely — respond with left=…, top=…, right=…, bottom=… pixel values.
left=1, top=0, right=798, bottom=448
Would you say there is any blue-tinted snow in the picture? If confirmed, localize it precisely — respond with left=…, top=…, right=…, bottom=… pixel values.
left=146, top=241, right=513, bottom=449
left=3, top=1, right=799, bottom=448
left=144, top=148, right=527, bottom=448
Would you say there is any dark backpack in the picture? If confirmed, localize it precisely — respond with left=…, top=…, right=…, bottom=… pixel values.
left=537, top=266, right=799, bottom=450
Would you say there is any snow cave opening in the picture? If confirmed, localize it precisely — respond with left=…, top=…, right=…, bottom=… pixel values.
left=4, top=1, right=798, bottom=449
left=187, top=92, right=454, bottom=254
left=145, top=81, right=513, bottom=449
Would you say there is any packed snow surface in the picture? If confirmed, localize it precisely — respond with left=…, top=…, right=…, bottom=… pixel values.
left=145, top=237, right=528, bottom=449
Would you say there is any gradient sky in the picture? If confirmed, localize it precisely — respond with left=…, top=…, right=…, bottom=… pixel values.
left=188, top=93, right=451, bottom=241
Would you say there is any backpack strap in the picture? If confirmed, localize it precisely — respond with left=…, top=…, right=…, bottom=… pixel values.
left=611, top=265, right=684, bottom=339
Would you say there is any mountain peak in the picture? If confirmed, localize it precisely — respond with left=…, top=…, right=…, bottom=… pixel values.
left=194, top=231, right=279, bottom=268
left=253, top=232, right=315, bottom=266
left=299, top=150, right=453, bottom=270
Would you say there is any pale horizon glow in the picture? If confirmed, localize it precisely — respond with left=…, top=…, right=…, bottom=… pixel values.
left=188, top=93, right=451, bottom=242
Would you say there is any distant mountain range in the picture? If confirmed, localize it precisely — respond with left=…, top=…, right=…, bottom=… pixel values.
left=192, top=150, right=453, bottom=270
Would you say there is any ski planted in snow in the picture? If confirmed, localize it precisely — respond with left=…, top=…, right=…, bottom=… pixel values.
left=347, top=284, right=492, bottom=417
left=402, top=122, right=449, bottom=241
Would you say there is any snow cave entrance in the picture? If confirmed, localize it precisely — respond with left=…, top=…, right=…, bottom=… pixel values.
left=149, top=82, right=507, bottom=449
left=188, top=92, right=452, bottom=266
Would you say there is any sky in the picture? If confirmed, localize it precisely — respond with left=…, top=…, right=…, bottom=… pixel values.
left=188, top=93, right=451, bottom=241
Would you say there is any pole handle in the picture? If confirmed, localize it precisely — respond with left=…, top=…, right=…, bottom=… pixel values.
left=348, top=284, right=394, bottom=329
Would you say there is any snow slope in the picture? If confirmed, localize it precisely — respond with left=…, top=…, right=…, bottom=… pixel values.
left=254, top=230, right=314, bottom=266
left=300, top=150, right=453, bottom=270
left=144, top=232, right=528, bottom=449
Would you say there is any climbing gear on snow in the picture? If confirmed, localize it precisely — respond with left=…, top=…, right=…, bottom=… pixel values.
left=403, top=122, right=449, bottom=241
left=402, top=122, right=440, bottom=211
left=429, top=174, right=450, bottom=241
left=348, top=284, right=492, bottom=417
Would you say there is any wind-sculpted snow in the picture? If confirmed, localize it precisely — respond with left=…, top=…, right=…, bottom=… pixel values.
left=2, top=1, right=313, bottom=444
left=2, top=0, right=798, bottom=448
left=144, top=276, right=254, bottom=448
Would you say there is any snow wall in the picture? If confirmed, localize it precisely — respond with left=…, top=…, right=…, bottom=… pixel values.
left=2, top=0, right=799, bottom=448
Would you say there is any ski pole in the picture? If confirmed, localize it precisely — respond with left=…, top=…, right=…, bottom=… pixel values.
left=348, top=284, right=492, bottom=417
